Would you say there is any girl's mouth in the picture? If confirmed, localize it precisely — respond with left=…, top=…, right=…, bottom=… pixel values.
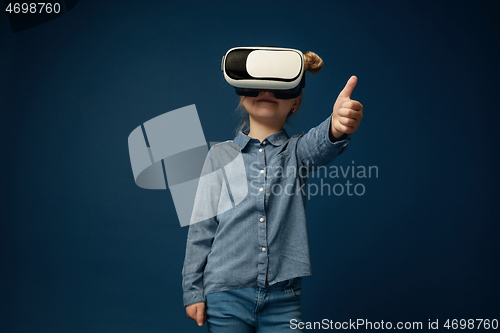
left=257, top=99, right=277, bottom=103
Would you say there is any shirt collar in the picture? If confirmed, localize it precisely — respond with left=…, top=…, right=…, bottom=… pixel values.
left=233, top=128, right=290, bottom=151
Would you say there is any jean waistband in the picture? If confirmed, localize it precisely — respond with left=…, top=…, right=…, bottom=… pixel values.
left=265, top=277, right=302, bottom=289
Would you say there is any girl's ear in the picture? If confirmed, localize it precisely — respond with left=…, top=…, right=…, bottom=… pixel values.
left=293, top=95, right=302, bottom=108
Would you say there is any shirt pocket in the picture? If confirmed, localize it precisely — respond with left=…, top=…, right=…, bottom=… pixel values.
left=271, top=149, right=290, bottom=166
left=267, top=148, right=292, bottom=185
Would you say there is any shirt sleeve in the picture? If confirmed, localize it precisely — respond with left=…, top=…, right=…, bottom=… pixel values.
left=296, top=113, right=352, bottom=171
left=182, top=148, right=219, bottom=307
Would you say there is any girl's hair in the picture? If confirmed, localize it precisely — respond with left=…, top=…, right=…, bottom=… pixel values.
left=233, top=50, right=323, bottom=136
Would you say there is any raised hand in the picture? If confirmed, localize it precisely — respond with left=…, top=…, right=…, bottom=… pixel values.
left=330, top=75, right=364, bottom=139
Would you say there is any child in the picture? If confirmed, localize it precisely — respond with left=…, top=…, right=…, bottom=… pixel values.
left=182, top=47, right=363, bottom=332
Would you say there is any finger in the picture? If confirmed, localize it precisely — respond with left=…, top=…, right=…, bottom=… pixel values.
left=196, top=304, right=205, bottom=326
left=339, top=117, right=359, bottom=127
left=337, top=75, right=358, bottom=99
left=337, top=108, right=362, bottom=119
left=334, top=120, right=354, bottom=134
left=186, top=306, right=194, bottom=320
left=342, top=100, right=363, bottom=111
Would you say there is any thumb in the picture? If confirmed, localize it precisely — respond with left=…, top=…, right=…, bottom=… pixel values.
left=196, top=303, right=206, bottom=326
left=338, top=75, right=358, bottom=99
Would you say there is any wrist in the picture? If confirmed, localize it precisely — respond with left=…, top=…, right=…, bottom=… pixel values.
left=329, top=115, right=346, bottom=142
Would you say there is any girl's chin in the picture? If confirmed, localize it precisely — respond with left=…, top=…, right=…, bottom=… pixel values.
left=250, top=110, right=280, bottom=117
left=251, top=105, right=282, bottom=113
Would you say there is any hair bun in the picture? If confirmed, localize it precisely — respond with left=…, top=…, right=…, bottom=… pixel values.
left=303, top=51, right=323, bottom=76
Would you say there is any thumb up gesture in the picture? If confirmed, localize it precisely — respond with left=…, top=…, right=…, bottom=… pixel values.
left=330, top=76, right=364, bottom=139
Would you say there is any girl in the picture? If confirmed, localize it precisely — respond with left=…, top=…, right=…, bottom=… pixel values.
left=182, top=48, right=363, bottom=332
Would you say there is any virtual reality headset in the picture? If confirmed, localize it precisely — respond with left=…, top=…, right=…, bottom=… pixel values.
left=221, top=46, right=305, bottom=99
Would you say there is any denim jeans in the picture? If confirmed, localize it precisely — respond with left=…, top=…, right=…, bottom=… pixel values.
left=205, top=277, right=303, bottom=333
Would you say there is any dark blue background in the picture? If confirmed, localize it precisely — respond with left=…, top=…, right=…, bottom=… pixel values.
left=1, top=0, right=499, bottom=332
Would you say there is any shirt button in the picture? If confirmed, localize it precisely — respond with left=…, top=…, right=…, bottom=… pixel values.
left=259, top=188, right=264, bottom=192
left=260, top=217, right=265, bottom=222
left=262, top=247, right=266, bottom=252
left=260, top=170, right=265, bottom=174
left=259, top=148, right=263, bottom=152
left=262, top=140, right=266, bottom=144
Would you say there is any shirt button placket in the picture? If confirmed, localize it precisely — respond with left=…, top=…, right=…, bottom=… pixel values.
left=257, top=142, right=268, bottom=287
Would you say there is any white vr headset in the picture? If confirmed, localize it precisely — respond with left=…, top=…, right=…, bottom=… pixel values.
left=221, top=46, right=306, bottom=99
